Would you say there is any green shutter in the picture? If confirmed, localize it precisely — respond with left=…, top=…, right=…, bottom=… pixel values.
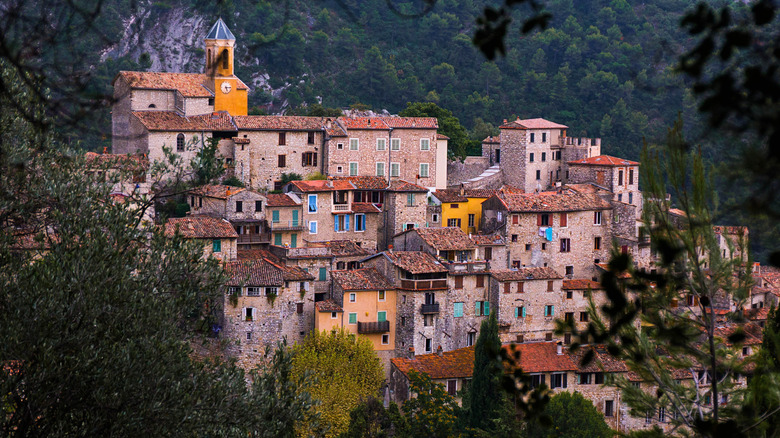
left=522, top=307, right=526, bottom=318
left=378, top=311, right=387, bottom=322
left=319, top=267, right=326, bottom=281
left=292, top=210, right=299, bottom=226
left=349, top=313, right=357, bottom=324
left=274, top=233, right=282, bottom=246
left=514, top=307, right=519, bottom=318
left=475, top=301, right=481, bottom=316
left=290, top=233, right=297, bottom=248
left=272, top=210, right=280, bottom=223
left=454, top=302, right=463, bottom=317
left=212, top=239, right=221, bottom=252
left=484, top=301, right=490, bottom=315
left=550, top=305, right=554, bottom=316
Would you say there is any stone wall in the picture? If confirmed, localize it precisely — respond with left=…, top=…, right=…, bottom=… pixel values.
left=382, top=191, right=429, bottom=250
left=446, top=156, right=490, bottom=186
left=234, top=130, right=326, bottom=190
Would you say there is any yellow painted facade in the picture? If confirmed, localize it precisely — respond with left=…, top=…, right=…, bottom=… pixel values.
left=204, top=29, right=248, bottom=116
left=342, top=289, right=397, bottom=351
left=440, top=196, right=489, bottom=234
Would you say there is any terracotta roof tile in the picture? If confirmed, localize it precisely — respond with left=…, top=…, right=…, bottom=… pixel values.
left=562, top=279, right=603, bottom=290
left=327, top=125, right=347, bottom=137
left=289, top=179, right=355, bottom=192
left=412, top=227, right=475, bottom=251
left=232, top=115, right=328, bottom=130
left=568, top=155, right=640, bottom=167
left=237, top=248, right=281, bottom=262
left=132, top=110, right=237, bottom=132
left=261, top=258, right=314, bottom=281
left=482, top=135, right=499, bottom=143
left=388, top=180, right=428, bottom=192
left=116, top=71, right=214, bottom=97
left=500, top=118, right=568, bottom=130
left=498, top=191, right=612, bottom=213
left=224, top=259, right=283, bottom=286
left=352, top=202, right=381, bottom=213
left=266, top=193, right=300, bottom=207
left=569, top=345, right=629, bottom=373
left=332, top=176, right=388, bottom=190
left=337, top=117, right=390, bottom=130
left=383, top=117, right=438, bottom=129
left=382, top=251, right=448, bottom=274
left=189, top=184, right=246, bottom=199
left=322, top=240, right=372, bottom=257
left=437, top=133, right=450, bottom=140
left=332, top=267, right=393, bottom=291
left=508, top=342, right=579, bottom=373
left=463, top=189, right=497, bottom=198
left=491, top=267, right=562, bottom=281
left=469, top=234, right=505, bottom=246
left=316, top=300, right=343, bottom=313
left=433, top=190, right=466, bottom=203
left=164, top=216, right=237, bottom=239
left=232, top=137, right=250, bottom=144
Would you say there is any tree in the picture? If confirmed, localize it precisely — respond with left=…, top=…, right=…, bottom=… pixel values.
left=402, top=370, right=460, bottom=438
left=339, top=397, right=409, bottom=438
left=291, top=329, right=384, bottom=438
left=523, top=392, right=612, bottom=438
left=399, top=102, right=472, bottom=160
left=466, top=314, right=503, bottom=432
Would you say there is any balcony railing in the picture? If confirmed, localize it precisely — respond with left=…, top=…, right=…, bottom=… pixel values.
left=399, top=279, right=448, bottom=290
left=269, top=220, right=305, bottom=231
left=357, top=320, right=390, bottom=334
left=443, top=261, right=490, bottom=273
left=420, top=303, right=440, bottom=314
left=237, top=234, right=269, bottom=244
left=332, top=204, right=350, bottom=212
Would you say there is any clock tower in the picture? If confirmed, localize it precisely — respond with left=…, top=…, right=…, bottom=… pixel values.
left=204, top=18, right=248, bottom=116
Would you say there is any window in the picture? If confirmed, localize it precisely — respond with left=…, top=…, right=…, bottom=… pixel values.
left=447, top=380, right=457, bottom=396
left=331, top=311, right=337, bottom=319
left=266, top=286, right=278, bottom=296
left=579, top=373, right=592, bottom=384
left=560, top=213, right=567, bottom=227
left=560, top=238, right=571, bottom=253
left=308, top=131, right=315, bottom=144
left=355, top=214, right=366, bottom=232
left=278, top=155, right=286, bottom=167
left=529, top=152, right=535, bottom=162
left=542, top=132, right=547, bottom=142
left=424, top=314, right=434, bottom=326
left=432, top=214, right=439, bottom=223
left=541, top=152, right=546, bottom=162
left=547, top=280, right=554, bottom=291
left=419, top=163, right=429, bottom=178
left=504, top=283, right=511, bottom=294
left=468, top=214, right=475, bottom=227
left=245, top=307, right=254, bottom=321
left=335, top=214, right=350, bottom=232
left=376, top=162, right=385, bottom=176
left=594, top=211, right=602, bottom=225
left=475, top=301, right=490, bottom=316
left=302, top=152, right=317, bottom=167
left=530, top=374, right=545, bottom=388
left=510, top=235, right=518, bottom=243
left=391, top=138, right=400, bottom=150
left=278, top=132, right=286, bottom=145
left=550, top=373, right=567, bottom=389
left=546, top=332, right=553, bottom=341
left=407, top=193, right=415, bottom=206
left=447, top=218, right=461, bottom=227
left=337, top=143, right=344, bottom=150
left=235, top=201, right=243, bottom=212
left=515, top=306, right=526, bottom=318
left=349, top=293, right=356, bottom=302
left=628, top=192, right=633, bottom=204
left=541, top=243, right=547, bottom=250
left=629, top=168, right=634, bottom=184
left=255, top=200, right=262, bottom=212
left=319, top=267, right=327, bottom=281
left=618, top=193, right=622, bottom=202
left=336, top=261, right=346, bottom=270
left=618, top=170, right=624, bottom=185
left=381, top=334, right=389, bottom=345
left=565, top=266, right=574, bottom=277
left=271, top=210, right=280, bottom=224
left=454, top=276, right=463, bottom=289
left=545, top=305, right=554, bottom=317
left=451, top=203, right=459, bottom=209
left=246, top=331, right=252, bottom=340
left=565, top=312, right=574, bottom=322
left=518, top=281, right=524, bottom=293
left=530, top=133, right=535, bottom=143
left=212, top=239, right=221, bottom=252
left=274, top=233, right=282, bottom=246
left=454, top=302, right=464, bottom=317
left=349, top=162, right=358, bottom=176
left=580, top=312, right=589, bottom=322
left=349, top=138, right=359, bottom=150
left=378, top=311, right=387, bottom=322
left=247, top=287, right=261, bottom=297
left=348, top=313, right=357, bottom=324
left=390, top=162, right=400, bottom=177
left=476, top=275, right=485, bottom=288
left=376, top=138, right=386, bottom=150
left=512, top=214, right=519, bottom=225
left=645, top=411, right=653, bottom=424
left=658, top=407, right=666, bottom=422
left=291, top=231, right=298, bottom=247
left=420, top=138, right=430, bottom=150
left=425, top=338, right=432, bottom=353
left=176, top=133, right=185, bottom=152
left=605, top=400, right=614, bottom=417
left=337, top=166, right=343, bottom=173
left=484, top=247, right=492, bottom=261
left=537, top=214, right=550, bottom=226
left=594, top=236, right=601, bottom=250
left=307, top=194, right=317, bottom=213
left=467, top=332, right=476, bottom=346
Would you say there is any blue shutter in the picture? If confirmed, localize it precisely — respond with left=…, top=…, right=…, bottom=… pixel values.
left=272, top=210, right=280, bottom=223
left=345, top=214, right=350, bottom=231
left=522, top=307, right=526, bottom=317
left=335, top=216, right=340, bottom=232
left=551, top=305, right=554, bottom=316
left=514, top=307, right=519, bottom=318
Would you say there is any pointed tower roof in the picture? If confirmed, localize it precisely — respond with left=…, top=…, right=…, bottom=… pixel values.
left=206, top=18, right=235, bottom=40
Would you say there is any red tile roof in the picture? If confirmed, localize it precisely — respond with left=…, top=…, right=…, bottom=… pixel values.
left=383, top=117, right=438, bottom=129
left=236, top=249, right=314, bottom=281
left=224, top=259, right=283, bottom=286
left=327, top=125, right=347, bottom=137
left=463, top=189, right=498, bottom=198
left=189, top=185, right=245, bottom=199
left=316, top=300, right=343, bottom=313
left=491, top=267, right=562, bottom=281
left=333, top=176, right=388, bottom=190
left=266, top=193, right=300, bottom=207
left=482, top=135, right=499, bottom=143
left=232, top=137, right=250, bottom=144
left=497, top=191, right=612, bottom=213
left=432, top=190, right=466, bottom=203
left=332, top=267, right=393, bottom=291
left=115, top=71, right=215, bottom=97
left=411, top=227, right=475, bottom=251
left=381, top=251, right=448, bottom=274
left=388, top=180, right=428, bottom=192
left=321, top=240, right=373, bottom=257
left=132, top=111, right=237, bottom=132
left=469, top=234, right=505, bottom=246
left=568, top=155, right=640, bottom=167
left=569, top=345, right=629, bottom=373
left=437, top=133, right=450, bottom=140
left=337, top=117, right=390, bottom=130
left=562, top=279, right=603, bottom=290
left=164, top=216, right=237, bottom=239
left=352, top=202, right=381, bottom=213
left=232, top=115, right=328, bottom=130
left=500, top=118, right=568, bottom=130
left=289, top=179, right=355, bottom=192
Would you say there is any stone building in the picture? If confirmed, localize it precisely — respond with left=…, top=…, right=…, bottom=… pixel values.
left=480, top=190, right=614, bottom=279
left=222, top=257, right=314, bottom=368
left=187, top=184, right=268, bottom=248
left=265, top=193, right=304, bottom=248
left=470, top=233, right=508, bottom=268
left=164, top=216, right=238, bottom=261
left=381, top=179, right=429, bottom=250
left=567, top=155, right=641, bottom=209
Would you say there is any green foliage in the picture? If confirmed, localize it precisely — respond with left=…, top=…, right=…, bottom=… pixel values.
left=339, top=397, right=409, bottom=438
left=400, top=102, right=473, bottom=160
left=192, top=137, right=225, bottom=186
left=222, top=175, right=245, bottom=187
left=523, top=392, right=612, bottom=438
left=291, top=330, right=384, bottom=438
left=305, top=171, right=328, bottom=180
left=280, top=172, right=303, bottom=185
left=466, top=314, right=503, bottom=432
left=402, top=371, right=460, bottom=438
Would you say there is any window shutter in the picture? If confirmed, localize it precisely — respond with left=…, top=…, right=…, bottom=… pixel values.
left=563, top=373, right=568, bottom=388
left=522, top=307, right=526, bottom=317
left=345, top=214, right=350, bottom=231
left=512, top=214, right=519, bottom=225
left=537, top=214, right=542, bottom=226
left=334, top=217, right=339, bottom=232
left=484, top=302, right=490, bottom=315
left=504, top=283, right=510, bottom=294
left=560, top=213, right=567, bottom=227
left=515, top=307, right=519, bottom=318
left=551, top=305, right=554, bottom=316
left=519, top=281, right=524, bottom=293
left=475, top=301, right=481, bottom=316
left=292, top=210, right=298, bottom=225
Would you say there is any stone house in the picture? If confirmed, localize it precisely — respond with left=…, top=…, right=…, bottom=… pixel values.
left=327, top=267, right=397, bottom=371
left=265, top=192, right=304, bottom=248
left=187, top=184, right=268, bottom=248
left=470, top=233, right=508, bottom=268
left=381, top=179, right=430, bottom=250
left=286, top=179, right=382, bottom=251
left=164, top=216, right=238, bottom=261
left=222, top=257, right=314, bottom=368
left=480, top=190, right=614, bottom=279
left=567, top=155, right=641, bottom=209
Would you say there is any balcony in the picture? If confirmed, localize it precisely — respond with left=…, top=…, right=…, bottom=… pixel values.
left=443, top=261, right=490, bottom=273
left=399, top=279, right=448, bottom=291
left=358, top=320, right=390, bottom=334
left=332, top=204, right=350, bottom=213
left=237, top=233, right=269, bottom=245
left=420, top=303, right=440, bottom=314
left=269, top=220, right=305, bottom=231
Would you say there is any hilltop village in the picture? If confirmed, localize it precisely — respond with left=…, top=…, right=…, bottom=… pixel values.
left=84, top=20, right=778, bottom=433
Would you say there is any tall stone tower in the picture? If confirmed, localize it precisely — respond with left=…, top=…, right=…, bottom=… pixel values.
left=204, top=18, right=248, bottom=115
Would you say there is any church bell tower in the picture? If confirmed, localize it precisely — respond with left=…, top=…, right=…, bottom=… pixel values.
left=204, top=18, right=247, bottom=115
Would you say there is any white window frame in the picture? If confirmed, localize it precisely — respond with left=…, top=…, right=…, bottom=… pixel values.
left=309, top=220, right=318, bottom=235
left=265, top=286, right=278, bottom=296
left=348, top=312, right=357, bottom=325
left=378, top=290, right=386, bottom=302
left=391, top=138, right=400, bottom=151
left=381, top=334, right=390, bottom=345
left=420, top=138, right=430, bottom=150
left=432, top=214, right=439, bottom=223
left=331, top=311, right=338, bottom=319
left=337, top=143, right=344, bottom=150
left=349, top=138, right=359, bottom=151
left=419, top=163, right=429, bottom=178
left=376, top=138, right=386, bottom=151
left=594, top=211, right=603, bottom=225
left=308, top=194, right=318, bottom=213
left=247, top=287, right=262, bottom=297
left=349, top=292, right=357, bottom=302
left=349, top=162, right=358, bottom=176
left=390, top=162, right=400, bottom=177
left=376, top=162, right=385, bottom=177
left=354, top=213, right=366, bottom=232
left=337, top=166, right=343, bottom=174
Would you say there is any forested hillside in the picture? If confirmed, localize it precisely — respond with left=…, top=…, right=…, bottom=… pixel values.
left=70, top=0, right=776, bottom=262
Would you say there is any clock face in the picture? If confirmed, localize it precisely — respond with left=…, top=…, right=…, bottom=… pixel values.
left=220, top=81, right=232, bottom=94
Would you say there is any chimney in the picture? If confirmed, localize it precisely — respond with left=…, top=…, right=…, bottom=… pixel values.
left=102, top=146, right=107, bottom=154
left=459, top=183, right=465, bottom=196
left=754, top=262, right=761, bottom=275
left=408, top=347, right=415, bottom=359
left=437, top=345, right=443, bottom=356
left=556, top=341, right=563, bottom=355
left=503, top=119, right=507, bottom=124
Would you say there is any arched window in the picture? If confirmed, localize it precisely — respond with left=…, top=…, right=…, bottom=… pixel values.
left=148, top=104, right=156, bottom=108
left=176, top=133, right=185, bottom=152
left=221, top=49, right=229, bottom=70
left=207, top=49, right=211, bottom=65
